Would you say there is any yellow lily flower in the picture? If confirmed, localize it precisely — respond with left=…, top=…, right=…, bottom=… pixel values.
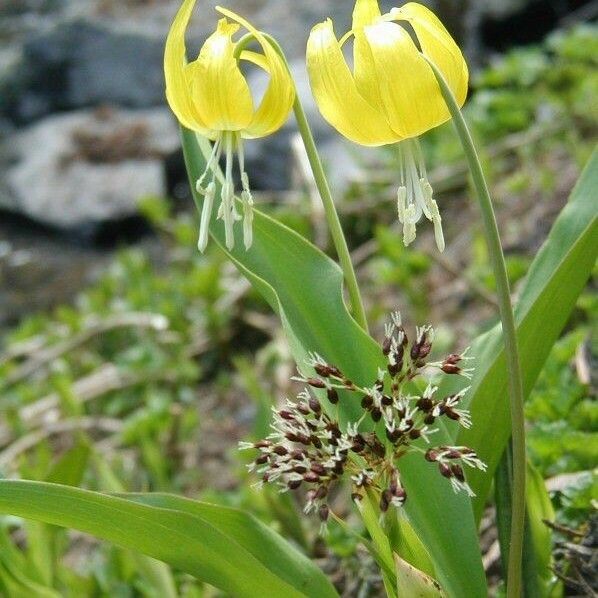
left=307, top=0, right=469, bottom=251
left=164, top=0, right=295, bottom=251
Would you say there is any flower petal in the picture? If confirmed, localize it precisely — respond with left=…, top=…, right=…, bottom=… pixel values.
left=391, top=2, right=468, bottom=107
left=216, top=6, right=295, bottom=139
left=353, top=28, right=385, bottom=115
left=351, top=0, right=383, bottom=108
left=362, top=21, right=451, bottom=138
left=306, top=20, right=400, bottom=146
left=352, top=0, right=381, bottom=29
left=191, top=18, right=254, bottom=131
left=164, top=0, right=212, bottom=135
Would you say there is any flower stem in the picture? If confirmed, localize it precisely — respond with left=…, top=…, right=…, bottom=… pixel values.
left=358, top=491, right=398, bottom=598
left=262, top=35, right=369, bottom=333
left=292, top=97, right=369, bottom=333
left=424, top=58, right=526, bottom=598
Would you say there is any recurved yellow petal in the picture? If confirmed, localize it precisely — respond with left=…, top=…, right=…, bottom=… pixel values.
left=352, top=0, right=381, bottom=29
left=353, top=28, right=385, bottom=115
left=191, top=18, right=254, bottom=131
left=216, top=6, right=295, bottom=139
left=164, top=0, right=211, bottom=135
left=307, top=20, right=400, bottom=146
left=362, top=20, right=451, bottom=138
left=391, top=2, right=468, bottom=107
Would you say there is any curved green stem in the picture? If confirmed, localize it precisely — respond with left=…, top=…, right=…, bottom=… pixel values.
left=291, top=95, right=369, bottom=333
left=425, top=58, right=526, bottom=597
left=242, top=33, right=369, bottom=333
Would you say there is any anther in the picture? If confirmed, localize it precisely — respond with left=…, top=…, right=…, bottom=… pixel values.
left=326, top=388, right=339, bottom=404
left=307, top=377, right=326, bottom=389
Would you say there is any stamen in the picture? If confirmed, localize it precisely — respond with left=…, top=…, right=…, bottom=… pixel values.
left=196, top=136, right=222, bottom=194
left=396, top=138, right=445, bottom=252
left=236, top=135, right=255, bottom=250
left=198, top=181, right=215, bottom=253
left=403, top=205, right=417, bottom=246
left=397, top=186, right=407, bottom=223
left=194, top=132, right=256, bottom=253
left=241, top=174, right=254, bottom=250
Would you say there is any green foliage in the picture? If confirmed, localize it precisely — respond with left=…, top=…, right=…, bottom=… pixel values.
left=527, top=328, right=597, bottom=476
left=455, top=148, right=598, bottom=520
left=0, top=481, right=338, bottom=598
left=183, top=127, right=489, bottom=597
left=471, top=25, right=598, bottom=139
left=0, top=24, right=596, bottom=598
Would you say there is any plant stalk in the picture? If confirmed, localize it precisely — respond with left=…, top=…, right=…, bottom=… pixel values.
left=261, top=35, right=369, bottom=333
left=358, top=491, right=398, bottom=598
left=425, top=58, right=526, bottom=598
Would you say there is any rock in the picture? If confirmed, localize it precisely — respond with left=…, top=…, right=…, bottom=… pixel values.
left=0, top=107, right=180, bottom=228
left=0, top=0, right=67, bottom=18
left=1, top=18, right=165, bottom=124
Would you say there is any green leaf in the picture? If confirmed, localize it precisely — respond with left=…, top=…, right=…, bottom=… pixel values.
left=0, top=480, right=338, bottom=598
left=117, top=492, right=336, bottom=597
left=23, top=441, right=93, bottom=587
left=525, top=462, right=555, bottom=595
left=182, top=128, right=487, bottom=597
left=395, top=554, right=446, bottom=598
left=90, top=448, right=180, bottom=598
left=454, top=148, right=598, bottom=519
left=386, top=508, right=437, bottom=580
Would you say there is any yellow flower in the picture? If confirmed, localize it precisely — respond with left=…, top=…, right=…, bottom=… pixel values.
left=165, top=0, right=295, bottom=251
left=306, top=0, right=469, bottom=251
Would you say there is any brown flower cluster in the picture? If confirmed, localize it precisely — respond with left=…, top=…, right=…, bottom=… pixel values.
left=240, top=312, right=485, bottom=530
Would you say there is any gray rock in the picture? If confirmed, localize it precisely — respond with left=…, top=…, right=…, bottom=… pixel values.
left=2, top=18, right=166, bottom=123
left=0, top=107, right=179, bottom=228
left=0, top=0, right=67, bottom=18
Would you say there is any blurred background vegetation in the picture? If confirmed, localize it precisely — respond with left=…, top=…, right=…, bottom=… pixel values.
left=0, top=1, right=596, bottom=596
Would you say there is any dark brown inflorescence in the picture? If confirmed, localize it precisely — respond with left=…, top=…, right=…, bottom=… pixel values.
left=239, top=312, right=485, bottom=531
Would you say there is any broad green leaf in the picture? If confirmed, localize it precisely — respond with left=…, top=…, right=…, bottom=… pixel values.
left=23, top=441, right=93, bottom=586
left=182, top=128, right=487, bottom=597
left=90, top=448, right=179, bottom=598
left=117, top=492, right=336, bottom=597
left=0, top=480, right=338, bottom=598
left=25, top=441, right=90, bottom=585
left=450, top=148, right=598, bottom=520
left=386, top=508, right=437, bottom=579
left=494, top=455, right=550, bottom=597
left=395, top=554, right=446, bottom=598
left=525, top=462, right=556, bottom=595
